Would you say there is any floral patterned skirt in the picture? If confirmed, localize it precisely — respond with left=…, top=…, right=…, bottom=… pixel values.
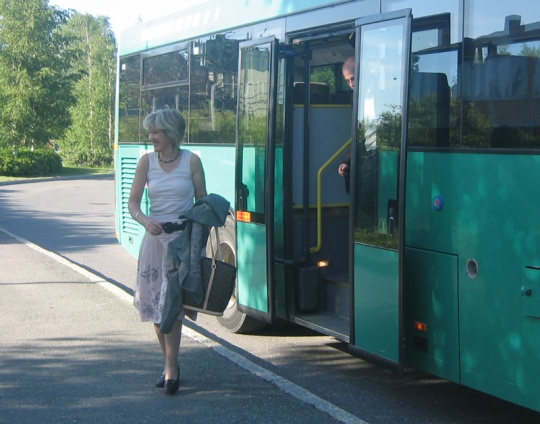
left=134, top=231, right=180, bottom=324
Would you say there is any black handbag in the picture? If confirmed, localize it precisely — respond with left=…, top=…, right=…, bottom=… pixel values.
left=183, top=228, right=236, bottom=316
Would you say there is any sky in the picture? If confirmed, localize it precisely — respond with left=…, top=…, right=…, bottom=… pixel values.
left=49, top=0, right=209, bottom=38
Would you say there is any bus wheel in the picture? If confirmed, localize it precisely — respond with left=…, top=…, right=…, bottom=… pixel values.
left=211, top=217, right=266, bottom=334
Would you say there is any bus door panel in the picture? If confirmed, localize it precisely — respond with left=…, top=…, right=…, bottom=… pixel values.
left=235, top=37, right=278, bottom=321
left=350, top=11, right=412, bottom=369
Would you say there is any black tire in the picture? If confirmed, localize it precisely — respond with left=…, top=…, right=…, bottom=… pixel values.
left=210, top=214, right=267, bottom=334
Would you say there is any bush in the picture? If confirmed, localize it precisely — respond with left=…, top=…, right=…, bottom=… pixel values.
left=57, top=146, right=113, bottom=167
left=0, top=148, right=63, bottom=177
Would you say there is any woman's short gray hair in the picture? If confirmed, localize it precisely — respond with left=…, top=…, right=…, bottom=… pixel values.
left=143, top=109, right=186, bottom=147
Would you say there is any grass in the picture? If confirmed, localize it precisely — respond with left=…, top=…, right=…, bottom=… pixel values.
left=0, top=166, right=113, bottom=183
left=57, top=166, right=113, bottom=177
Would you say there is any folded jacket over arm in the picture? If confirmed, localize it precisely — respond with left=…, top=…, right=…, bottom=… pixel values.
left=160, top=194, right=230, bottom=333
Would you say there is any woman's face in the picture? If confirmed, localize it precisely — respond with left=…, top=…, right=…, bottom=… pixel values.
left=148, top=128, right=173, bottom=152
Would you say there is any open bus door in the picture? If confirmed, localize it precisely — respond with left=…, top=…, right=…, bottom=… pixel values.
left=234, top=37, right=279, bottom=324
left=349, top=10, right=411, bottom=370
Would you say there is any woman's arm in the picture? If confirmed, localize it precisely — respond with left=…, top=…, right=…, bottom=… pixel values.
left=128, top=154, right=149, bottom=221
left=128, top=154, right=162, bottom=235
left=191, top=153, right=207, bottom=201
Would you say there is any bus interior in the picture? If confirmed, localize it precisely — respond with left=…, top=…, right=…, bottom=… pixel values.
left=285, top=31, right=356, bottom=341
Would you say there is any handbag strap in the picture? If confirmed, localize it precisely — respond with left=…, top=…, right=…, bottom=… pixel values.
left=208, top=227, right=223, bottom=261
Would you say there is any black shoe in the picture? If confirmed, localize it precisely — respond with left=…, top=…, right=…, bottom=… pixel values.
left=155, top=372, right=165, bottom=388
left=164, top=367, right=180, bottom=395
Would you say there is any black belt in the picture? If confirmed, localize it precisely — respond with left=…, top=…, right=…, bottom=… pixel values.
left=162, top=221, right=186, bottom=234
left=364, top=149, right=377, bottom=158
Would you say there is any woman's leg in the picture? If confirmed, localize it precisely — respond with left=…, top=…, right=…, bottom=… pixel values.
left=154, top=324, right=166, bottom=359
left=162, top=319, right=182, bottom=380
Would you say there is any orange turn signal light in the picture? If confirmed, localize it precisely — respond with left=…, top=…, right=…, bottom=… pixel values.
left=414, top=321, right=427, bottom=332
left=236, top=211, right=251, bottom=222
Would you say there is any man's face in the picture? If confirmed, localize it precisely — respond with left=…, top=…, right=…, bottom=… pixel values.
left=343, top=67, right=354, bottom=90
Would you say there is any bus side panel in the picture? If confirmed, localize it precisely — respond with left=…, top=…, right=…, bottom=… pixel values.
left=406, top=151, right=540, bottom=411
left=115, top=144, right=236, bottom=258
left=195, top=145, right=236, bottom=206
left=237, top=221, right=269, bottom=313
left=116, top=144, right=148, bottom=258
left=353, top=244, right=399, bottom=363
left=403, top=247, right=459, bottom=383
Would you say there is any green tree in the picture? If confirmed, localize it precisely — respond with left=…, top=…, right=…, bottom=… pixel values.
left=311, top=66, right=336, bottom=93
left=57, top=14, right=116, bottom=166
left=0, top=0, right=79, bottom=148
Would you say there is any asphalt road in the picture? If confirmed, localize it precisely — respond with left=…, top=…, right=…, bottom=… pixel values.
left=0, top=230, right=343, bottom=424
left=1, top=175, right=540, bottom=423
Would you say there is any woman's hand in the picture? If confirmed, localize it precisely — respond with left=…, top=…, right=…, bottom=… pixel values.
left=143, top=217, right=163, bottom=235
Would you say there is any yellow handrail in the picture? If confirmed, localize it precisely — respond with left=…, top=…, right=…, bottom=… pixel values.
left=310, top=138, right=352, bottom=253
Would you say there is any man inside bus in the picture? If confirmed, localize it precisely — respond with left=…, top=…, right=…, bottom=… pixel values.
left=337, top=56, right=377, bottom=229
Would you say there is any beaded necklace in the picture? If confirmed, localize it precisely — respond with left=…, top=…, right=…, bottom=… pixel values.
left=158, top=150, right=180, bottom=164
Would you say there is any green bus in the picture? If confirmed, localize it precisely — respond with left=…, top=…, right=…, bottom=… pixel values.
left=115, top=0, right=540, bottom=412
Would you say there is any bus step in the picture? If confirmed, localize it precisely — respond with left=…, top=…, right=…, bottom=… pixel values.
left=324, top=274, right=348, bottom=287
left=292, top=313, right=349, bottom=342
left=323, top=274, right=349, bottom=318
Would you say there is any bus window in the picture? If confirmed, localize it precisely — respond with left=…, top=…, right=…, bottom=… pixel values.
left=118, top=55, right=141, bottom=144
left=140, top=48, right=190, bottom=133
left=408, top=13, right=458, bottom=148
left=310, top=63, right=352, bottom=104
left=189, top=35, right=241, bottom=144
left=408, top=50, right=457, bottom=148
left=140, top=85, right=189, bottom=117
left=462, top=2, right=540, bottom=149
left=383, top=0, right=460, bottom=44
left=137, top=33, right=247, bottom=145
left=143, top=50, right=189, bottom=86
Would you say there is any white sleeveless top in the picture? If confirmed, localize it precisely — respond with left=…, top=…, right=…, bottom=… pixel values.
left=147, top=150, right=194, bottom=223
